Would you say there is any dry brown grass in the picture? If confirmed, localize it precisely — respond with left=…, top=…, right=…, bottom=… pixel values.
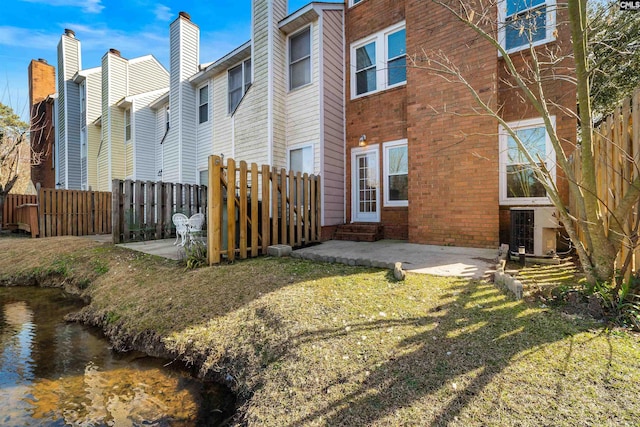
left=1, top=236, right=639, bottom=426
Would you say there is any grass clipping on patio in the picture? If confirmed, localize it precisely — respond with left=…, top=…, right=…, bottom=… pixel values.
left=1, top=237, right=639, bottom=426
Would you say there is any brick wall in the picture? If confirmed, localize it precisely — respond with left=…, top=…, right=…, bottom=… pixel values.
left=345, top=0, right=408, bottom=240
left=28, top=59, right=56, bottom=189
left=405, top=0, right=499, bottom=248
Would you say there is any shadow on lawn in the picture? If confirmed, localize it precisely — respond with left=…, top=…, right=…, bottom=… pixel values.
left=286, top=279, right=593, bottom=426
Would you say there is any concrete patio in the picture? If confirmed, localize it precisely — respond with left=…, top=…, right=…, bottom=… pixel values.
left=109, top=236, right=498, bottom=279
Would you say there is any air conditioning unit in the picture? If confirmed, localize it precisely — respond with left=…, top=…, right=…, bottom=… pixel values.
left=510, top=207, right=559, bottom=257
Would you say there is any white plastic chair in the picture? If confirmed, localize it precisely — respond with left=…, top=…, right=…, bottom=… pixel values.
left=187, top=213, right=205, bottom=244
left=172, top=213, right=189, bottom=247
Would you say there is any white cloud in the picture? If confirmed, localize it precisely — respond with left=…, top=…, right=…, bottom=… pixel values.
left=154, top=4, right=172, bottom=22
left=21, top=0, right=104, bottom=14
left=0, top=26, right=58, bottom=50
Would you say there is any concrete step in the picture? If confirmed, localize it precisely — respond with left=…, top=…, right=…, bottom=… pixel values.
left=334, top=223, right=384, bottom=242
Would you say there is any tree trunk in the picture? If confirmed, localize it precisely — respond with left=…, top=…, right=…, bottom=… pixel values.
left=567, top=0, right=618, bottom=285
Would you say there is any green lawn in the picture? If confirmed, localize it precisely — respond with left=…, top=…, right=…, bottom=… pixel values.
left=1, top=237, right=638, bottom=426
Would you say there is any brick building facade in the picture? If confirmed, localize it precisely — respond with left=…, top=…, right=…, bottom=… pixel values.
left=344, top=0, right=576, bottom=251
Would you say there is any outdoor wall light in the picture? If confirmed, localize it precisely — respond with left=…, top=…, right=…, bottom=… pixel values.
left=518, top=245, right=526, bottom=266
left=358, top=134, right=367, bottom=147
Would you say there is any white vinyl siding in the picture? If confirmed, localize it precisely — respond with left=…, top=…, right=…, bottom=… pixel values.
left=128, top=56, right=170, bottom=96
left=351, top=21, right=406, bottom=98
left=85, top=71, right=102, bottom=190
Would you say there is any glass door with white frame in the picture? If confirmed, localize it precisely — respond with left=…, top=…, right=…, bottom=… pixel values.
left=352, top=148, right=380, bottom=223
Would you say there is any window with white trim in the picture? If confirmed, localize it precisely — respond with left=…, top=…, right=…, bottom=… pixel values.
left=228, top=59, right=252, bottom=114
left=124, top=108, right=131, bottom=142
left=351, top=22, right=406, bottom=98
left=499, top=117, right=556, bottom=204
left=383, top=140, right=408, bottom=207
left=288, top=145, right=314, bottom=175
left=165, top=106, right=170, bottom=131
left=289, top=26, right=311, bottom=90
left=198, top=85, right=209, bottom=124
left=499, top=0, right=556, bottom=53
left=349, top=0, right=364, bottom=6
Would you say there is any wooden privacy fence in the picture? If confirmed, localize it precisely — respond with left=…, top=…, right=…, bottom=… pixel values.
left=2, top=194, right=37, bottom=228
left=112, top=179, right=207, bottom=243
left=569, top=88, right=640, bottom=273
left=38, top=188, right=112, bottom=237
left=207, top=155, right=321, bottom=264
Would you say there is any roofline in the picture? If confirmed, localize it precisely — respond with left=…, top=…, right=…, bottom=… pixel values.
left=116, top=87, right=169, bottom=109
left=189, top=40, right=251, bottom=85
left=279, top=2, right=343, bottom=32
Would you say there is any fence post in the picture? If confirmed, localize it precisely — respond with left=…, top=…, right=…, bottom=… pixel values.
left=239, top=160, right=248, bottom=259
left=251, top=163, right=259, bottom=257
left=227, top=158, right=237, bottom=261
left=208, top=155, right=223, bottom=265
left=112, top=179, right=121, bottom=243
left=261, top=165, right=271, bottom=253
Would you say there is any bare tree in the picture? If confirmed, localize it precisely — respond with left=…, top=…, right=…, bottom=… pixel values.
left=0, top=102, right=29, bottom=231
left=411, top=0, right=639, bottom=286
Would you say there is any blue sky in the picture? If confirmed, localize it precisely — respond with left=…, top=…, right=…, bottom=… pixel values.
left=0, top=0, right=320, bottom=122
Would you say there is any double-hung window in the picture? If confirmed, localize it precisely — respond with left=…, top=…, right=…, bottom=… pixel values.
left=383, top=140, right=408, bottom=207
left=289, top=26, right=311, bottom=90
left=499, top=0, right=556, bottom=53
left=198, top=85, right=209, bottom=124
left=499, top=117, right=555, bottom=204
left=124, top=108, right=131, bottom=142
left=79, top=82, right=85, bottom=114
left=228, top=59, right=252, bottom=114
left=351, top=22, right=406, bottom=98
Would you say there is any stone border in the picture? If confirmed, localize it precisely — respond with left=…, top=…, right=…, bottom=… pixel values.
left=493, top=243, right=523, bottom=299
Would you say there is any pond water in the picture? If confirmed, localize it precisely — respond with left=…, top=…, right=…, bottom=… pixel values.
left=0, top=287, right=234, bottom=426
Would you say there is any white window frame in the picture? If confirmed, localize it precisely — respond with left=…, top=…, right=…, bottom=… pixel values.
left=499, top=116, right=556, bottom=205
left=198, top=84, right=209, bottom=124
left=288, top=25, right=312, bottom=91
left=124, top=108, right=131, bottom=143
left=228, top=58, right=252, bottom=115
left=498, top=0, right=556, bottom=54
left=349, top=0, right=365, bottom=7
left=287, top=142, right=315, bottom=175
left=383, top=139, right=408, bottom=207
left=165, top=105, right=170, bottom=131
left=350, top=21, right=406, bottom=99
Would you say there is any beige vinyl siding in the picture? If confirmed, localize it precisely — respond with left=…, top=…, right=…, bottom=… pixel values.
left=125, top=140, right=134, bottom=178
left=102, top=54, right=128, bottom=190
left=211, top=72, right=233, bottom=158
left=271, top=0, right=287, bottom=169
left=129, top=56, right=169, bottom=96
left=285, top=21, right=321, bottom=174
left=86, top=71, right=102, bottom=189
left=321, top=9, right=346, bottom=226
left=98, top=58, right=110, bottom=191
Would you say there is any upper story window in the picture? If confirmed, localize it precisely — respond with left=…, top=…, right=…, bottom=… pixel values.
left=228, top=59, right=252, bottom=114
left=289, top=26, right=311, bottom=90
left=499, top=116, right=556, bottom=205
left=198, top=85, right=209, bottom=124
left=499, top=0, right=556, bottom=53
left=79, top=82, right=85, bottom=114
left=351, top=22, right=406, bottom=99
left=124, top=108, right=131, bottom=142
left=349, top=0, right=364, bottom=6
